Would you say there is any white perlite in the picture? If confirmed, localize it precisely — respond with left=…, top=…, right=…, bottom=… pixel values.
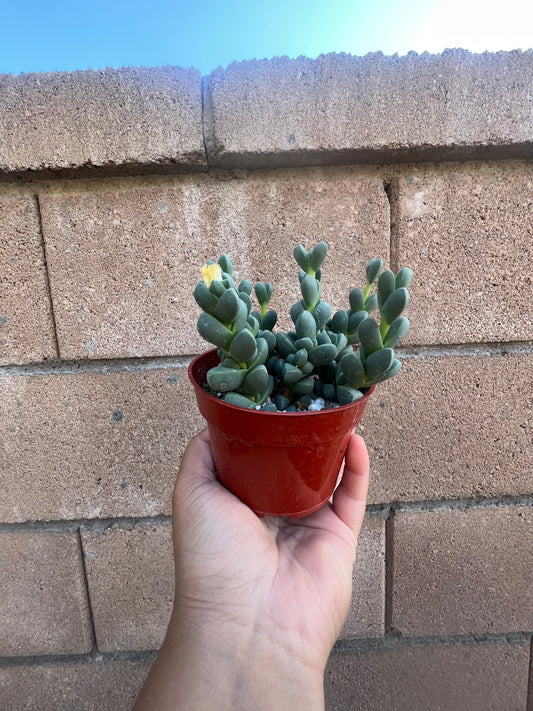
left=308, top=397, right=326, bottom=412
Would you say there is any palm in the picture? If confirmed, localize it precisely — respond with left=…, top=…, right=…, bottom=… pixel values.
left=173, top=429, right=368, bottom=669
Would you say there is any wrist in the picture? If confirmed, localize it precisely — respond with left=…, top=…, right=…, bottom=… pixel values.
left=136, top=603, right=325, bottom=711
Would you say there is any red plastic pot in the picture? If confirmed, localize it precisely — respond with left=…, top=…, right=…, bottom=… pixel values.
left=188, top=349, right=374, bottom=518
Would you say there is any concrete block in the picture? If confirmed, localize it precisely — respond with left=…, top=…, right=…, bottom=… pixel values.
left=0, top=659, right=151, bottom=711
left=0, top=67, right=205, bottom=173
left=39, top=168, right=389, bottom=359
left=339, top=514, right=384, bottom=639
left=325, top=641, right=529, bottom=711
left=390, top=507, right=533, bottom=636
left=393, top=163, right=533, bottom=345
left=205, top=50, right=533, bottom=168
left=81, top=524, right=173, bottom=652
left=0, top=531, right=93, bottom=656
left=360, top=352, right=533, bottom=504
left=0, top=189, right=57, bottom=365
left=0, top=365, right=203, bottom=523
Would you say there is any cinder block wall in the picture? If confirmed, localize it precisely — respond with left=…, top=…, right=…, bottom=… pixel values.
left=0, top=50, right=532, bottom=710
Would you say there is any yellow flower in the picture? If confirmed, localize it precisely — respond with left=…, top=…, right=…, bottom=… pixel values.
left=201, top=263, right=222, bottom=287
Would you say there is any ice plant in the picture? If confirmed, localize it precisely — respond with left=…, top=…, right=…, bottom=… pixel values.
left=194, top=242, right=412, bottom=411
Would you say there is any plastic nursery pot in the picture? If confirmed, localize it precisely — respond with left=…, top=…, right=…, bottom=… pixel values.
left=188, top=349, right=374, bottom=519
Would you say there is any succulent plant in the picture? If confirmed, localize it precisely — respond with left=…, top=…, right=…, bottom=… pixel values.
left=194, top=242, right=412, bottom=412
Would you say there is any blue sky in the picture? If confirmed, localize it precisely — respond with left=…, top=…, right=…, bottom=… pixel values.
left=1, top=0, right=532, bottom=76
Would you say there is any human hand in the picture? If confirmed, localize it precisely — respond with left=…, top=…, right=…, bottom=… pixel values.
left=134, top=428, right=369, bottom=711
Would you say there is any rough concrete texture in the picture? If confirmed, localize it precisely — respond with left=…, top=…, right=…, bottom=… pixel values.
left=0, top=189, right=57, bottom=365
left=0, top=531, right=93, bottom=656
left=81, top=524, right=173, bottom=652
left=39, top=168, right=389, bottom=359
left=0, top=365, right=203, bottom=523
left=393, top=163, right=533, bottom=345
left=0, top=659, right=151, bottom=711
left=0, top=67, right=205, bottom=173
left=360, top=352, right=533, bottom=504
left=325, top=641, right=529, bottom=711
left=390, top=507, right=533, bottom=636
left=339, top=514, right=384, bottom=639
left=205, top=50, right=533, bottom=168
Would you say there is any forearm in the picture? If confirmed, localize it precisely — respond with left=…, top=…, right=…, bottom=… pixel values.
left=134, top=608, right=325, bottom=711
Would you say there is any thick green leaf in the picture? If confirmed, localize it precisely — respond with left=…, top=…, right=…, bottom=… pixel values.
left=197, top=313, right=233, bottom=350
left=340, top=352, right=365, bottom=388
left=193, top=282, right=218, bottom=313
left=336, top=345, right=353, bottom=362
left=307, top=343, right=337, bottom=367
left=364, top=293, right=378, bottom=313
left=249, top=337, right=269, bottom=368
left=274, top=393, right=291, bottom=411
left=238, top=279, right=252, bottom=295
left=370, top=358, right=402, bottom=384
left=316, top=330, right=332, bottom=346
left=312, top=300, right=332, bottom=330
left=242, top=365, right=269, bottom=395
left=276, top=332, right=297, bottom=357
left=290, top=377, right=315, bottom=395
left=395, top=267, right=413, bottom=289
left=293, top=244, right=308, bottom=271
left=378, top=270, right=395, bottom=305
left=260, top=309, right=277, bottom=331
left=382, top=287, right=409, bottom=325
left=218, top=254, right=233, bottom=275
left=322, top=383, right=336, bottom=401
left=209, top=280, right=226, bottom=298
left=238, top=292, right=253, bottom=316
left=282, top=362, right=305, bottom=385
left=348, top=310, right=367, bottom=335
left=234, top=298, right=250, bottom=331
left=207, top=366, right=246, bottom=393
left=349, top=287, right=365, bottom=313
left=366, top=259, right=384, bottom=285
left=357, top=317, right=383, bottom=354
left=331, top=332, right=347, bottom=354
left=229, top=328, right=257, bottom=363
left=301, top=361, right=314, bottom=376
left=259, top=329, right=276, bottom=353
left=296, top=310, right=317, bottom=340
left=335, top=368, right=347, bottom=386
left=254, top=281, right=267, bottom=304
left=330, top=309, right=349, bottom=334
left=221, top=357, right=240, bottom=369
left=336, top=385, right=364, bottom=405
left=383, top=316, right=410, bottom=348
left=308, top=241, right=328, bottom=271
left=290, top=300, right=305, bottom=325
left=212, top=288, right=240, bottom=324
left=294, top=348, right=308, bottom=368
left=247, top=314, right=259, bottom=334
left=224, top=392, right=257, bottom=409
left=294, top=336, right=314, bottom=351
left=301, top=275, right=320, bottom=308
left=364, top=348, right=395, bottom=380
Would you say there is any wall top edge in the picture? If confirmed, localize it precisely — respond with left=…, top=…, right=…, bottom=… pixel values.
left=1, top=48, right=532, bottom=80
left=1, top=50, right=532, bottom=177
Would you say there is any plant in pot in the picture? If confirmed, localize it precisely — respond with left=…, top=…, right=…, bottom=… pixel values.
left=188, top=241, right=412, bottom=518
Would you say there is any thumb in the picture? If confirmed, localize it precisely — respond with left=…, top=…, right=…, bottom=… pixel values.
left=331, top=433, right=370, bottom=540
left=176, top=428, right=217, bottom=493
